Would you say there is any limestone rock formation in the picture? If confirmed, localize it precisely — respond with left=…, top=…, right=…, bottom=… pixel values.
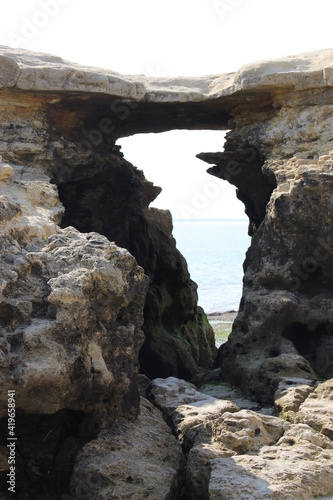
left=139, top=208, right=217, bottom=379
left=0, top=161, right=148, bottom=419
left=274, top=377, right=316, bottom=421
left=1, top=46, right=333, bottom=496
left=210, top=126, right=333, bottom=404
left=0, top=155, right=149, bottom=494
left=276, top=378, right=333, bottom=439
left=1, top=47, right=332, bottom=402
left=149, top=377, right=333, bottom=499
left=149, top=376, right=224, bottom=416
left=70, top=397, right=182, bottom=500
left=0, top=46, right=217, bottom=394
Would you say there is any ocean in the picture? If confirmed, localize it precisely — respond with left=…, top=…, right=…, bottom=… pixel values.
left=172, top=220, right=250, bottom=314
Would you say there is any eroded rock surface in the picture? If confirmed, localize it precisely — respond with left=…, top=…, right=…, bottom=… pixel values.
left=214, top=151, right=333, bottom=403
left=149, top=377, right=333, bottom=500
left=276, top=379, right=333, bottom=440
left=0, top=163, right=148, bottom=419
left=70, top=397, right=182, bottom=500
left=1, top=46, right=333, bottom=497
left=0, top=45, right=217, bottom=385
left=0, top=158, right=149, bottom=494
left=1, top=46, right=333, bottom=400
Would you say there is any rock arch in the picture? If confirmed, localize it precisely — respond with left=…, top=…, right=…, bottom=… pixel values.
left=0, top=46, right=333, bottom=411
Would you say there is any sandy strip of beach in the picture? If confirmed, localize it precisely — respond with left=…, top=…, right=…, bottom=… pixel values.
left=207, top=310, right=238, bottom=322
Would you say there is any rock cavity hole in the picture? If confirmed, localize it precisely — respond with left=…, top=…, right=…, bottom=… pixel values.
left=283, top=322, right=333, bottom=378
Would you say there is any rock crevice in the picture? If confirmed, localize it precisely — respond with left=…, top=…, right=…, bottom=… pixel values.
left=147, top=376, right=333, bottom=499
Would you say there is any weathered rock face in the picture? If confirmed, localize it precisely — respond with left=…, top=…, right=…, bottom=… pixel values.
left=140, top=208, right=216, bottom=379
left=0, top=159, right=148, bottom=419
left=1, top=49, right=332, bottom=403
left=1, top=46, right=333, bottom=496
left=0, top=157, right=149, bottom=493
left=0, top=47, right=217, bottom=394
left=276, top=378, right=333, bottom=439
left=70, top=397, right=182, bottom=500
left=205, top=88, right=333, bottom=403
left=0, top=46, right=217, bottom=495
left=58, top=149, right=217, bottom=381
left=149, top=377, right=333, bottom=499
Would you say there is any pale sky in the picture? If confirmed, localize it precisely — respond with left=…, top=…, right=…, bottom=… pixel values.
left=1, top=0, right=332, bottom=219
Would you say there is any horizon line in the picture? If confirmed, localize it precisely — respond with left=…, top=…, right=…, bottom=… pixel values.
left=173, top=218, right=248, bottom=222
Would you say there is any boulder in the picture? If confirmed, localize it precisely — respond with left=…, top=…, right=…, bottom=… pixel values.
left=149, top=377, right=333, bottom=500
left=70, top=398, right=182, bottom=500
left=0, top=161, right=147, bottom=494
left=149, top=376, right=219, bottom=416
left=294, top=379, right=333, bottom=439
left=274, top=377, right=316, bottom=420
left=0, top=163, right=148, bottom=418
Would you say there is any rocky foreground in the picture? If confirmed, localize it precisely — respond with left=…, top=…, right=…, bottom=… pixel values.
left=70, top=374, right=333, bottom=499
left=0, top=47, right=332, bottom=497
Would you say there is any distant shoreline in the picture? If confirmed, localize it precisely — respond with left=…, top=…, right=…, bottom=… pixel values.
left=207, top=310, right=238, bottom=322
left=174, top=219, right=248, bottom=222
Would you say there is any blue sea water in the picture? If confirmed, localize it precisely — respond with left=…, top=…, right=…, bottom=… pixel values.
left=172, top=220, right=250, bottom=314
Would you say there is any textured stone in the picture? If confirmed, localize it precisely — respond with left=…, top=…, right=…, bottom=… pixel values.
left=0, top=49, right=218, bottom=386
left=139, top=208, right=217, bottom=379
left=70, top=398, right=182, bottom=500
left=2, top=47, right=333, bottom=101
left=208, top=422, right=333, bottom=500
left=149, top=376, right=219, bottom=416
left=199, top=380, right=264, bottom=412
left=274, top=377, right=316, bottom=420
left=162, top=385, right=333, bottom=499
left=0, top=55, right=20, bottom=88
left=0, top=159, right=13, bottom=181
left=149, top=377, right=239, bottom=446
left=0, top=166, right=148, bottom=419
left=149, top=378, right=333, bottom=499
left=211, top=134, right=333, bottom=403
left=0, top=49, right=145, bottom=98
left=294, top=379, right=333, bottom=439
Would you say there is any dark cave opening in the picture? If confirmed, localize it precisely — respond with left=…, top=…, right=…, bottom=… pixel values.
left=282, top=322, right=333, bottom=378
left=283, top=323, right=320, bottom=357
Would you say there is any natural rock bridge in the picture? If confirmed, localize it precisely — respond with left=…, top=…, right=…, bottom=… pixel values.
left=0, top=47, right=332, bottom=497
